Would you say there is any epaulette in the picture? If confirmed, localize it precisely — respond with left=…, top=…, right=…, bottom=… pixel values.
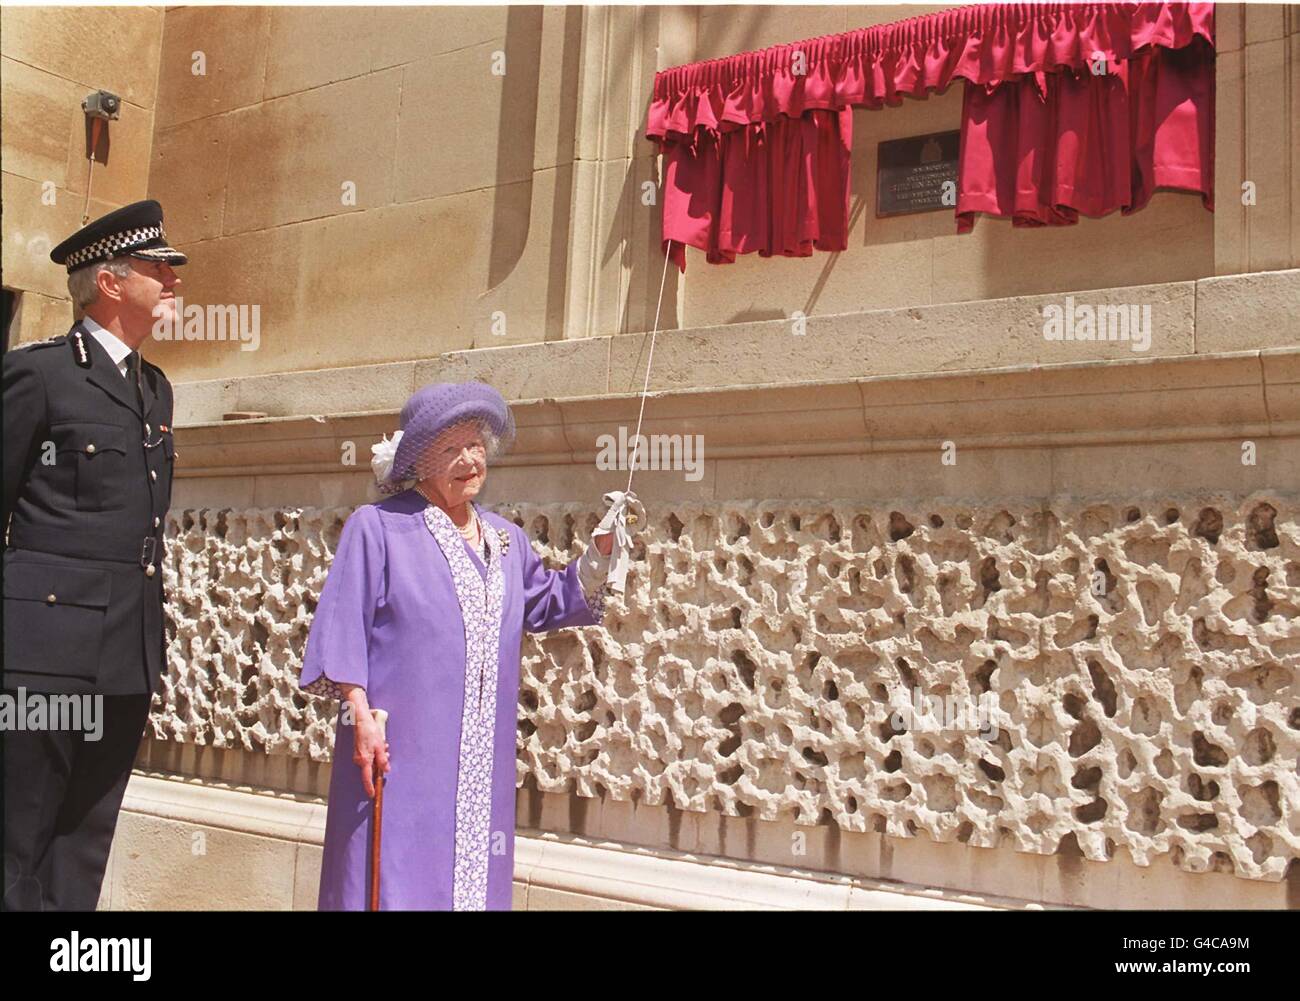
left=10, top=334, right=66, bottom=352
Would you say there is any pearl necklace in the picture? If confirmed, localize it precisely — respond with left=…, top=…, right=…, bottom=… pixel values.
left=415, top=483, right=480, bottom=546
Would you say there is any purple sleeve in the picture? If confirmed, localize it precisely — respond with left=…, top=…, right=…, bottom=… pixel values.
left=517, top=525, right=604, bottom=633
left=299, top=505, right=386, bottom=699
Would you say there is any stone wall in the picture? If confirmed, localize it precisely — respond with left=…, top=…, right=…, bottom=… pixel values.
left=139, top=4, right=667, bottom=381
left=0, top=5, right=163, bottom=344
left=152, top=491, right=1299, bottom=884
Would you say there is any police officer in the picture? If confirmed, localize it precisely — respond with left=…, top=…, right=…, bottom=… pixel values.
left=3, top=200, right=184, bottom=910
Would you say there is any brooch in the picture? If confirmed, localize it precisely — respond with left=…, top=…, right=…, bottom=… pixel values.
left=497, top=528, right=510, bottom=555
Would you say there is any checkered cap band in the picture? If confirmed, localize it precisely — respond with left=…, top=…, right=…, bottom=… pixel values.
left=64, top=224, right=164, bottom=267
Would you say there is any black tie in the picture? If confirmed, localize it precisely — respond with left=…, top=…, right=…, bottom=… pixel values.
left=126, top=350, right=144, bottom=411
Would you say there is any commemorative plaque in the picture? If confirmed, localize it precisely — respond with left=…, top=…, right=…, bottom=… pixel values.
left=876, top=130, right=960, bottom=217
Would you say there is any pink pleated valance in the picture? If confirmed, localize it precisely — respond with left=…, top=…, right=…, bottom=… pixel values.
left=648, top=2, right=1214, bottom=140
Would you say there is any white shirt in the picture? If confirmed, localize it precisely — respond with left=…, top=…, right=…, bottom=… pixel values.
left=81, top=315, right=134, bottom=379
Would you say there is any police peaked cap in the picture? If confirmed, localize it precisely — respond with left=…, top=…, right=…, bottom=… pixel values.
left=50, top=199, right=188, bottom=273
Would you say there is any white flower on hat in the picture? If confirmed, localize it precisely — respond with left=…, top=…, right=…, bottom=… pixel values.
left=370, top=430, right=404, bottom=484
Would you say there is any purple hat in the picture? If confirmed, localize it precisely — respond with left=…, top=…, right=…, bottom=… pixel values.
left=381, top=381, right=515, bottom=485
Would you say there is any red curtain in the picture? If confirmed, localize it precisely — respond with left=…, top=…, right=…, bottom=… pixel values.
left=957, top=37, right=1214, bottom=230
left=647, top=2, right=1216, bottom=270
left=660, top=109, right=853, bottom=270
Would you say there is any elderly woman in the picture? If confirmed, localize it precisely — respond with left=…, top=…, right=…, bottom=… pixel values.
left=299, top=382, right=639, bottom=910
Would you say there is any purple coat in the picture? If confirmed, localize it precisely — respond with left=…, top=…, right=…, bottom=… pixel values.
left=299, top=488, right=603, bottom=910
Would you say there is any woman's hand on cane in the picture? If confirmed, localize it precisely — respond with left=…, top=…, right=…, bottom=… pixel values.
left=342, top=685, right=390, bottom=798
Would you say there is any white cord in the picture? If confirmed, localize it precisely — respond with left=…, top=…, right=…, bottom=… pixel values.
left=626, top=239, right=673, bottom=494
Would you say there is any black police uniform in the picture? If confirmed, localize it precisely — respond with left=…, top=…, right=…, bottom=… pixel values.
left=2, top=200, right=182, bottom=911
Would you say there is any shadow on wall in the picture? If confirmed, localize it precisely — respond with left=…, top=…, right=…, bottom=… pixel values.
left=488, top=5, right=543, bottom=293
left=542, top=4, right=584, bottom=343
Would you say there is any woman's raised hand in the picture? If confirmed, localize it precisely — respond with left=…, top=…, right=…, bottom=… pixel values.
left=582, top=491, right=644, bottom=597
left=593, top=491, right=644, bottom=552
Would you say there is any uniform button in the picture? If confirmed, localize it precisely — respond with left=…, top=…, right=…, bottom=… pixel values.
left=145, top=423, right=151, bottom=436
left=150, top=469, right=158, bottom=481
left=145, top=565, right=156, bottom=578
left=154, top=516, right=161, bottom=528
left=86, top=443, right=96, bottom=454
left=46, top=593, right=56, bottom=604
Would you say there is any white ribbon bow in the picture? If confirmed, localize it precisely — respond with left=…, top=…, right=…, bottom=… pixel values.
left=370, top=430, right=404, bottom=484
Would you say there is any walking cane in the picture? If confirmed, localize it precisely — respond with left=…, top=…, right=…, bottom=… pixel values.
left=367, top=708, right=389, bottom=912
